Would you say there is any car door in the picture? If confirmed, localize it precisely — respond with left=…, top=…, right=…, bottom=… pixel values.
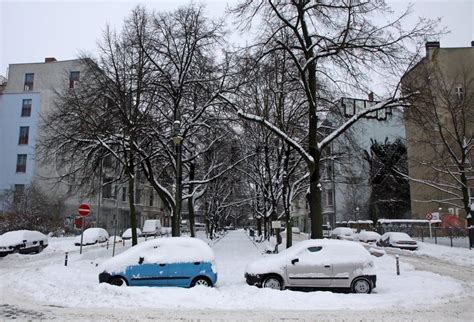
left=285, top=246, right=332, bottom=287
left=127, top=261, right=169, bottom=287
left=166, top=261, right=203, bottom=287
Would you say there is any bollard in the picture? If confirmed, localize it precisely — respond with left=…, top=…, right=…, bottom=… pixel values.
left=106, top=239, right=109, bottom=250
left=450, top=233, right=453, bottom=247
left=123, top=239, right=125, bottom=247
left=64, top=252, right=68, bottom=266
left=421, top=229, right=424, bottom=242
left=434, top=229, right=437, bottom=244
left=396, top=255, right=400, bottom=276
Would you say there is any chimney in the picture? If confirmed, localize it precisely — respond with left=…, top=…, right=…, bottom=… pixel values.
left=368, top=92, right=374, bottom=102
left=44, top=57, right=57, bottom=63
left=425, top=41, right=440, bottom=60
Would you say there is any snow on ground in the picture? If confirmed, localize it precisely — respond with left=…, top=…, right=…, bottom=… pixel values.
left=0, top=229, right=467, bottom=312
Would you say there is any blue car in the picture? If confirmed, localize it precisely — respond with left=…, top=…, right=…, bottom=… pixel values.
left=99, top=237, right=217, bottom=288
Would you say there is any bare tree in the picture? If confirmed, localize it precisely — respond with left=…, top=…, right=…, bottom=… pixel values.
left=224, top=0, right=437, bottom=238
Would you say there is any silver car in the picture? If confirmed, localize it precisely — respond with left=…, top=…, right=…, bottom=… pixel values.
left=245, top=239, right=376, bottom=293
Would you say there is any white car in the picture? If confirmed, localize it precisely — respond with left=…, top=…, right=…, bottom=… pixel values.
left=245, top=239, right=376, bottom=293
left=142, top=219, right=161, bottom=237
left=75, top=228, right=109, bottom=246
left=377, top=232, right=418, bottom=250
left=122, top=228, right=142, bottom=240
left=0, top=230, right=48, bottom=257
left=357, top=230, right=381, bottom=243
left=331, top=227, right=354, bottom=241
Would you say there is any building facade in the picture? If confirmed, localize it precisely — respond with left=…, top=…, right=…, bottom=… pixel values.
left=402, top=42, right=474, bottom=220
left=0, top=58, right=168, bottom=233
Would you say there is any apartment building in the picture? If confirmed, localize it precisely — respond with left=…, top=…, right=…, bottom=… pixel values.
left=402, top=42, right=474, bottom=219
left=0, top=58, right=168, bottom=232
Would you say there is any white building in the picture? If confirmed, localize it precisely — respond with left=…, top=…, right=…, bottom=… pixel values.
left=0, top=58, right=168, bottom=232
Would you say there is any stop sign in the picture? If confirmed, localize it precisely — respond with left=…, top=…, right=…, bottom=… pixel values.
left=78, top=203, right=90, bottom=217
left=425, top=213, right=433, bottom=221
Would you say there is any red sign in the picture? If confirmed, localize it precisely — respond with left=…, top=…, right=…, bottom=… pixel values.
left=78, top=203, right=90, bottom=217
left=425, top=213, right=433, bottom=221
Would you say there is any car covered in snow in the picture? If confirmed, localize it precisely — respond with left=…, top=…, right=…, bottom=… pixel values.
left=245, top=239, right=376, bottom=293
left=330, top=227, right=355, bottom=241
left=377, top=232, right=418, bottom=250
left=0, top=230, right=48, bottom=257
left=122, top=228, right=142, bottom=240
left=142, top=219, right=161, bottom=237
left=357, top=230, right=381, bottom=243
left=99, top=237, right=217, bottom=288
left=74, top=228, right=109, bottom=246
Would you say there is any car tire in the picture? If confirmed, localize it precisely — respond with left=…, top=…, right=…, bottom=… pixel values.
left=262, top=275, right=283, bottom=290
left=191, top=276, right=212, bottom=287
left=351, top=277, right=372, bottom=294
left=109, top=276, right=128, bottom=287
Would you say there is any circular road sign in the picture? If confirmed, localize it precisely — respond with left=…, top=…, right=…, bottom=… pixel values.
left=78, top=203, right=91, bottom=217
left=425, top=213, right=433, bottom=221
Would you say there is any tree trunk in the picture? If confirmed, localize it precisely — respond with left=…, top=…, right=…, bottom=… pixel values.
left=173, top=142, right=183, bottom=237
left=188, top=163, right=196, bottom=237
left=127, top=155, right=138, bottom=246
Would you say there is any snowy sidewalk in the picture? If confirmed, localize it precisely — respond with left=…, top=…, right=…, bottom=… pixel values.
left=211, top=229, right=262, bottom=287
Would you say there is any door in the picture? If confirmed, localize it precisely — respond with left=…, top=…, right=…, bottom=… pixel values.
left=127, top=262, right=169, bottom=286
left=286, top=247, right=332, bottom=287
left=166, top=262, right=203, bottom=287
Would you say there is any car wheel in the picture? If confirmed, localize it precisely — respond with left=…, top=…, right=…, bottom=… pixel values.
left=262, top=275, right=283, bottom=290
left=191, top=277, right=212, bottom=287
left=351, top=277, right=372, bottom=294
left=109, top=276, right=128, bottom=287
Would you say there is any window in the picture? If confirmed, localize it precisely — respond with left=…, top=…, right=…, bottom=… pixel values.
left=470, top=188, right=474, bottom=205
left=149, top=192, right=154, bottom=207
left=16, top=154, right=27, bottom=173
left=122, top=187, right=127, bottom=202
left=327, top=190, right=334, bottom=206
left=14, top=184, right=25, bottom=202
left=18, top=126, right=29, bottom=145
left=24, top=73, right=34, bottom=91
left=21, top=99, right=32, bottom=117
left=307, top=246, right=322, bottom=253
left=69, top=71, right=80, bottom=89
left=102, top=178, right=114, bottom=199
left=136, top=188, right=142, bottom=204
left=455, top=85, right=464, bottom=101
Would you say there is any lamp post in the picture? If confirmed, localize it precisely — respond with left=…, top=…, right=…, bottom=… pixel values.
left=355, top=206, right=359, bottom=222
left=172, top=120, right=183, bottom=237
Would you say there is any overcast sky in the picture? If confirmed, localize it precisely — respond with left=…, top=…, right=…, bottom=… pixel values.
left=1, top=0, right=473, bottom=77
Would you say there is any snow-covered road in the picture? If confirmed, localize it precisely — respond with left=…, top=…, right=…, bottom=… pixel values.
left=0, top=230, right=473, bottom=321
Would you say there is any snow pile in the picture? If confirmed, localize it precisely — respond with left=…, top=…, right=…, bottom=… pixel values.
left=100, top=237, right=215, bottom=273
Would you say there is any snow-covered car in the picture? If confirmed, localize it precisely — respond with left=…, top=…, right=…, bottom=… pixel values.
left=377, top=232, right=418, bottom=250
left=245, top=239, right=376, bottom=293
left=74, top=228, right=109, bottom=246
left=142, top=219, right=161, bottom=237
left=122, top=228, right=142, bottom=240
left=0, top=230, right=48, bottom=257
left=331, top=227, right=354, bottom=241
left=357, top=230, right=381, bottom=243
left=99, top=237, right=217, bottom=288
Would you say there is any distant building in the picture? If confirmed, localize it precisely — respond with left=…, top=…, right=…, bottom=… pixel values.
left=402, top=41, right=474, bottom=219
left=0, top=58, right=168, bottom=233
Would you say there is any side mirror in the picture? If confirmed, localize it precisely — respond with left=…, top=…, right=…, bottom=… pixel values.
left=291, top=258, right=299, bottom=265
left=138, top=257, right=144, bottom=264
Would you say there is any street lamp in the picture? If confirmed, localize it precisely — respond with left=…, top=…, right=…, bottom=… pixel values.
left=172, top=120, right=183, bottom=237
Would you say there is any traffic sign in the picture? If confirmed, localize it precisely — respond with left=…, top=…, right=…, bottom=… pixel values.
left=425, top=213, right=433, bottom=221
left=78, top=203, right=90, bottom=217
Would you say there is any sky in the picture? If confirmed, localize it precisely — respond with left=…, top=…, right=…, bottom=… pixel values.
left=0, top=0, right=473, bottom=77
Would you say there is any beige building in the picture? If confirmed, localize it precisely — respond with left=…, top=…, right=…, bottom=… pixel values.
left=402, top=42, right=474, bottom=220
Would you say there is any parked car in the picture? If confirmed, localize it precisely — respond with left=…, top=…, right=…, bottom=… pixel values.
left=122, top=228, right=142, bottom=240
left=99, top=237, right=217, bottom=288
left=357, top=230, right=381, bottom=243
left=331, top=227, right=355, bottom=241
left=377, top=232, right=418, bottom=250
left=0, top=230, right=48, bottom=257
left=143, top=219, right=161, bottom=237
left=245, top=239, right=376, bottom=293
left=75, top=228, right=109, bottom=246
